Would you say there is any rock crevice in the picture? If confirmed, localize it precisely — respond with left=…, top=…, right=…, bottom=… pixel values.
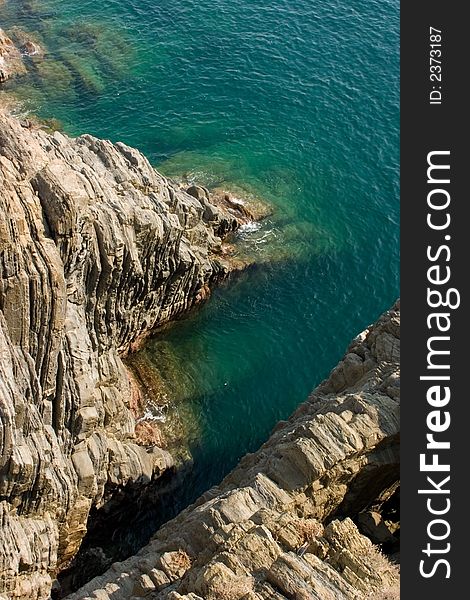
left=67, top=302, right=400, bottom=600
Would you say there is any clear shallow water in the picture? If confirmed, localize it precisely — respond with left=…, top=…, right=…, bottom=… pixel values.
left=2, top=0, right=399, bottom=514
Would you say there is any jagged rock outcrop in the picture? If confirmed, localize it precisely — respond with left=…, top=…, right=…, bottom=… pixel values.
left=68, top=302, right=400, bottom=600
left=0, top=111, right=254, bottom=600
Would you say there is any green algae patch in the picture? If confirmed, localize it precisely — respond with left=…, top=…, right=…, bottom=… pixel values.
left=125, top=345, right=203, bottom=460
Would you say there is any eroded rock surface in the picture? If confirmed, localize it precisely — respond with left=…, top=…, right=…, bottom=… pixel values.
left=68, top=302, right=400, bottom=600
left=0, top=28, right=26, bottom=83
left=0, top=111, right=253, bottom=599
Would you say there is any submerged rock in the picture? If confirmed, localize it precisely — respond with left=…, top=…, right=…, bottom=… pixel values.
left=7, top=27, right=44, bottom=58
left=0, top=110, right=255, bottom=599
left=20, top=39, right=41, bottom=56
left=0, top=28, right=26, bottom=82
left=67, top=302, right=400, bottom=600
left=0, top=97, right=399, bottom=600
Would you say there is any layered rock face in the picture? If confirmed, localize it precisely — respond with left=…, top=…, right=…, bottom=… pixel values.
left=0, top=112, right=249, bottom=599
left=68, top=303, right=400, bottom=600
left=1, top=15, right=400, bottom=600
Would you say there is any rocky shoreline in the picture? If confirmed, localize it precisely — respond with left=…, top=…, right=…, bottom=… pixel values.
left=66, top=302, right=400, bottom=600
left=0, top=109, right=263, bottom=600
left=1, top=25, right=399, bottom=600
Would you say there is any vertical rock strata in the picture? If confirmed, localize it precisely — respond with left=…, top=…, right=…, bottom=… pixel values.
left=0, top=34, right=400, bottom=598
left=0, top=112, right=248, bottom=599
left=67, top=303, right=400, bottom=600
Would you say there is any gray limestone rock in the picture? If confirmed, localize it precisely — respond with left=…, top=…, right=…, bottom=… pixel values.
left=0, top=111, right=249, bottom=599
left=67, top=303, right=400, bottom=600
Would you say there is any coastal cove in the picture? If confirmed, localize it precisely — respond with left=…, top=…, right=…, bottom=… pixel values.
left=0, top=0, right=399, bottom=596
left=1, top=0, right=399, bottom=486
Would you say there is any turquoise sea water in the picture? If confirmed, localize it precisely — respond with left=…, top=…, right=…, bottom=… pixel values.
left=2, top=0, right=399, bottom=533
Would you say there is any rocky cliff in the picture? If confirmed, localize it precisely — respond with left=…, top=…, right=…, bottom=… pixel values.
left=67, top=302, right=400, bottom=600
left=0, top=26, right=31, bottom=84
left=1, top=17, right=400, bottom=600
left=0, top=111, right=255, bottom=600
